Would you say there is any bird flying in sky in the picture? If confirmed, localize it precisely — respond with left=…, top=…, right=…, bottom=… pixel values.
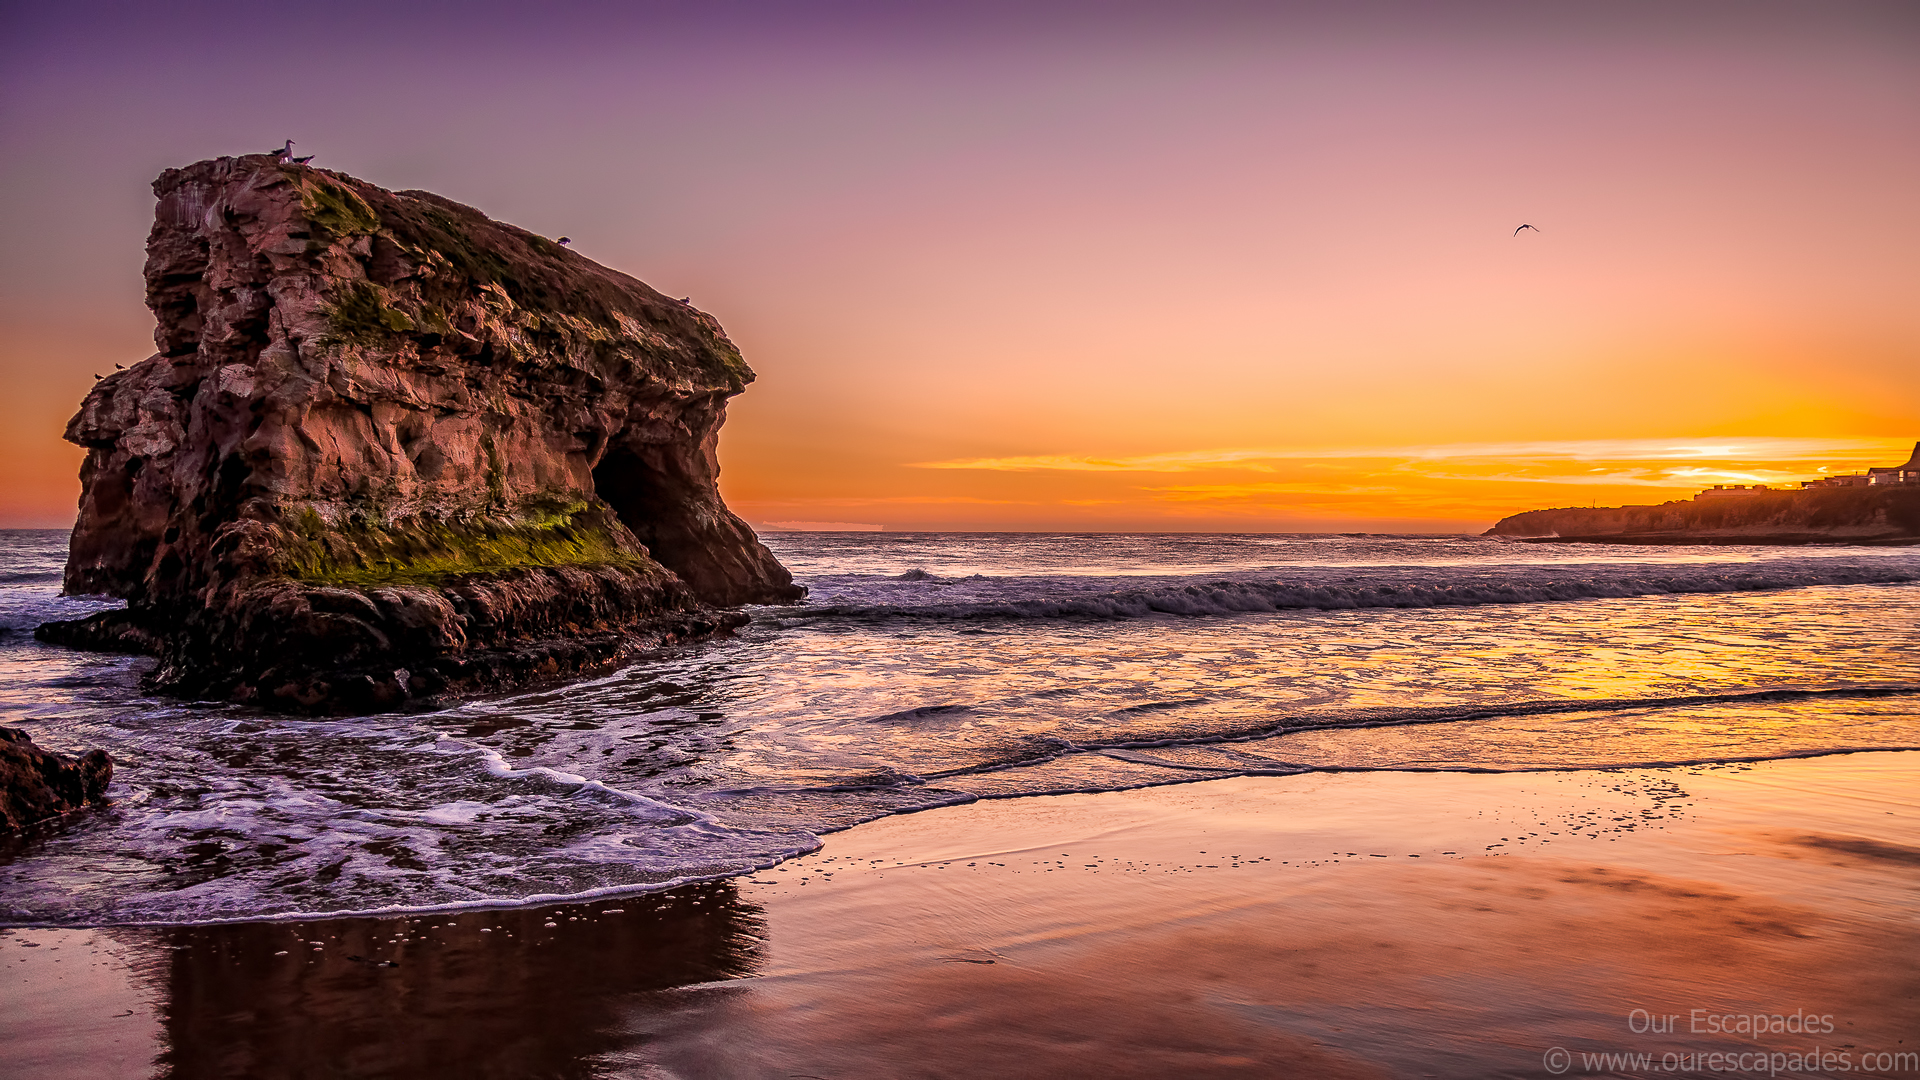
left=1513, top=224, right=1540, bottom=235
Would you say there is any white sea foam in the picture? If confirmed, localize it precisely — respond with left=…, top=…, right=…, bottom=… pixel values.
left=4, top=530, right=1918, bottom=926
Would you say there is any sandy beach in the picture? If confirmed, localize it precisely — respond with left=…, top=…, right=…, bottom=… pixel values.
left=5, top=750, right=1916, bottom=1079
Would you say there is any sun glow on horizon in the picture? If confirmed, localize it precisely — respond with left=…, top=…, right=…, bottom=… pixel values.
left=2, top=5, right=1916, bottom=531
left=726, top=437, right=1919, bottom=533
left=907, top=437, right=1904, bottom=474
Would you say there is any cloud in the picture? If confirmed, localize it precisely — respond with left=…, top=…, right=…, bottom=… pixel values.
left=735, top=495, right=1033, bottom=509
left=907, top=437, right=1907, bottom=474
left=758, top=520, right=884, bottom=532
left=1143, top=482, right=1401, bottom=502
left=1403, top=466, right=1802, bottom=487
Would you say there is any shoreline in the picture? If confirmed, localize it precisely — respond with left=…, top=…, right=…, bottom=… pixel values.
left=5, top=751, right=1917, bottom=1077
left=7, top=742, right=1920, bottom=930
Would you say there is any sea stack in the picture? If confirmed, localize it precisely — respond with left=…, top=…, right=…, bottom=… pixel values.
left=38, top=154, right=801, bottom=713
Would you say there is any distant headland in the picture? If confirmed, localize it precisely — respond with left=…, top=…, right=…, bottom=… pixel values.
left=1485, top=442, right=1920, bottom=545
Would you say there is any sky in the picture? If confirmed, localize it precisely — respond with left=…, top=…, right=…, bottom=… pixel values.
left=2, top=0, right=1916, bottom=531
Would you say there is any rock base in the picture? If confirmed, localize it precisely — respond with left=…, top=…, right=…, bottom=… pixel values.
left=38, top=564, right=750, bottom=715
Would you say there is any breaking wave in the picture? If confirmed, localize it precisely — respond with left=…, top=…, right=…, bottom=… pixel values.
left=761, top=562, right=1920, bottom=625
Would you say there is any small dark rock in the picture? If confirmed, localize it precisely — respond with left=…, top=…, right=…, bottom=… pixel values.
left=35, top=609, right=165, bottom=655
left=0, top=727, right=113, bottom=834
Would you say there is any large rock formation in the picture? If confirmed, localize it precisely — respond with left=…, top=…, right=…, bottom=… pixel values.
left=38, top=154, right=801, bottom=712
left=0, top=729, right=112, bottom=834
left=1486, top=487, right=1920, bottom=544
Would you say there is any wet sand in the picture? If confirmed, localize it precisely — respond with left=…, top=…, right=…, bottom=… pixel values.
left=5, top=752, right=1918, bottom=1079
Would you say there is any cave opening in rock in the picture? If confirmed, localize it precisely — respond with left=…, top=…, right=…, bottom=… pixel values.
left=591, top=442, right=717, bottom=600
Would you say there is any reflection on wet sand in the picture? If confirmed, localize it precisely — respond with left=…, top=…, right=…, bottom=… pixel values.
left=150, top=882, right=761, bottom=1079
left=8, top=755, right=1917, bottom=1079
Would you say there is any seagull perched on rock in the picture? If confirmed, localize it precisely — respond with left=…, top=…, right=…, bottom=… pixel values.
left=1513, top=223, right=1540, bottom=235
left=292, top=154, right=314, bottom=165
left=267, top=140, right=293, bottom=160
left=557, top=237, right=571, bottom=245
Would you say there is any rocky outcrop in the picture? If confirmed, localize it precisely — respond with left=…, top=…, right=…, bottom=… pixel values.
left=37, top=154, right=800, bottom=713
left=0, top=729, right=112, bottom=834
left=1485, top=487, right=1920, bottom=544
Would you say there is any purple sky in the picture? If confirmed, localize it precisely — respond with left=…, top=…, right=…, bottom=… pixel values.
left=3, top=0, right=1916, bottom=528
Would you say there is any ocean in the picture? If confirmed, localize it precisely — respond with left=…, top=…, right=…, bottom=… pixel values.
left=2, top=529, right=1916, bottom=926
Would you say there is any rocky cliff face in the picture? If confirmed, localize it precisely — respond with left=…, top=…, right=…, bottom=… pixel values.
left=39, top=154, right=800, bottom=712
left=1485, top=488, right=1920, bottom=543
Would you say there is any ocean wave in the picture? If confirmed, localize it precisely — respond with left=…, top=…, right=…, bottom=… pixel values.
left=1060, top=684, right=1920, bottom=756
left=7, top=529, right=1918, bottom=928
left=868, top=703, right=976, bottom=725
left=754, top=685, right=1920, bottom=788
left=0, top=720, right=819, bottom=927
left=1093, top=744, right=1920, bottom=779
left=760, top=565, right=1919, bottom=625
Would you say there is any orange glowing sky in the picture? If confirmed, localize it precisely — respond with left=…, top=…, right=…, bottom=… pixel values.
left=2, top=2, right=1916, bottom=531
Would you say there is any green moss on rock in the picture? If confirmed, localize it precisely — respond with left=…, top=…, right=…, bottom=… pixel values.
left=322, top=280, right=414, bottom=346
left=277, top=504, right=660, bottom=587
left=296, top=175, right=381, bottom=237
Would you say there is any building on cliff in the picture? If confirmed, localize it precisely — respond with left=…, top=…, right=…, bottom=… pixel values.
left=1693, top=441, right=1920, bottom=498
left=37, top=153, right=802, bottom=714
left=1865, top=441, right=1920, bottom=486
left=1800, top=474, right=1874, bottom=490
